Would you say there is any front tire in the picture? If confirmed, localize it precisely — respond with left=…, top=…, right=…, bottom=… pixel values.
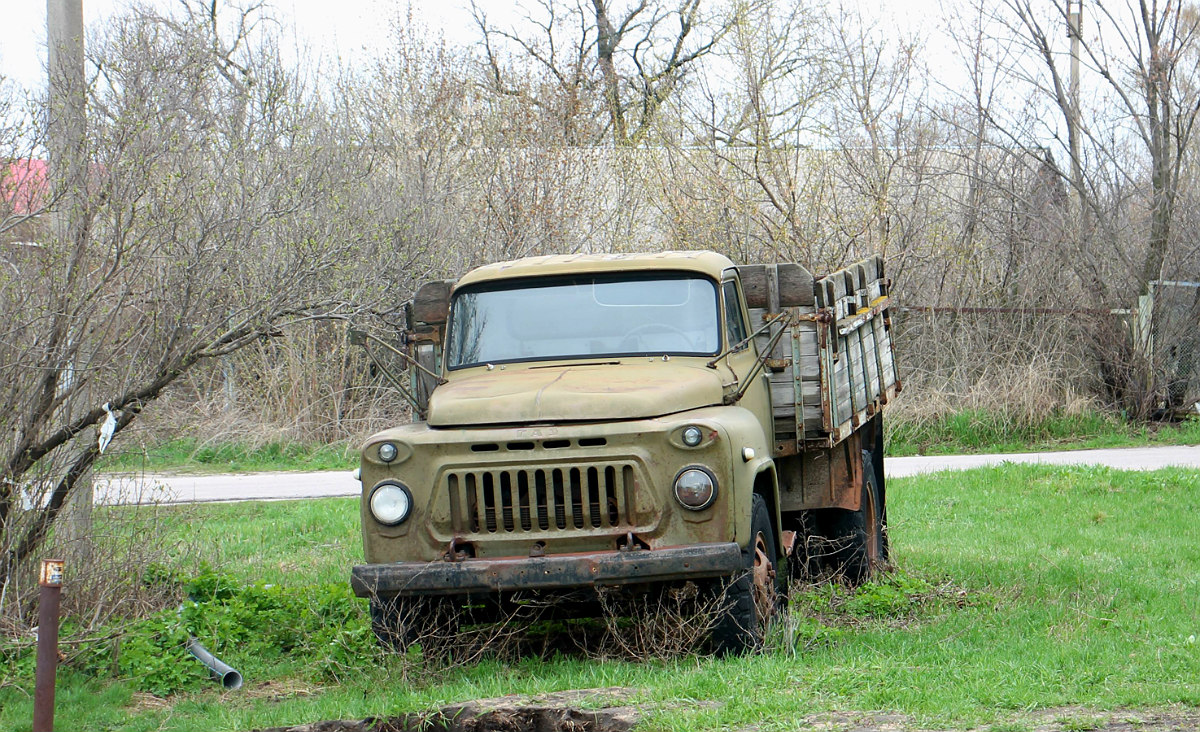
left=710, top=493, right=781, bottom=655
left=369, top=595, right=418, bottom=650
left=370, top=596, right=461, bottom=655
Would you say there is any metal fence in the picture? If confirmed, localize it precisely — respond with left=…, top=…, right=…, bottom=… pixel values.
left=1132, top=280, right=1200, bottom=415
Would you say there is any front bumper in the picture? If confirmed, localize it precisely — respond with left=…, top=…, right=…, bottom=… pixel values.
left=350, top=542, right=742, bottom=598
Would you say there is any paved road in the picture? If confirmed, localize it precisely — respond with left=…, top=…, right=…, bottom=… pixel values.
left=95, top=444, right=1199, bottom=506
left=883, top=444, right=1200, bottom=477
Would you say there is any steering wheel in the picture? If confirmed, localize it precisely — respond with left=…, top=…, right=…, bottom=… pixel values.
left=622, top=322, right=694, bottom=351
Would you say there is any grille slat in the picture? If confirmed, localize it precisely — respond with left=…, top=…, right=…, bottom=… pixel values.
left=447, top=462, right=636, bottom=536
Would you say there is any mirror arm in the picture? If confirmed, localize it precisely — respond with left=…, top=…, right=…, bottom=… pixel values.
left=359, top=331, right=447, bottom=385
left=729, top=320, right=792, bottom=403
left=361, top=340, right=426, bottom=418
left=707, top=312, right=790, bottom=369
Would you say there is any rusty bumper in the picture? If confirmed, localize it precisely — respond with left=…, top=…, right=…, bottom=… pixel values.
left=350, top=543, right=742, bottom=598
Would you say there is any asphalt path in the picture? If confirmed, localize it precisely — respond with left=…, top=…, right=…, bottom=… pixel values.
left=94, top=444, right=1199, bottom=506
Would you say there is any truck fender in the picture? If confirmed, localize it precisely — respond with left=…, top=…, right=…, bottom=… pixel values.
left=749, top=460, right=783, bottom=562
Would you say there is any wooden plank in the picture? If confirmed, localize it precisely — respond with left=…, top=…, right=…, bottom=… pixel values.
left=771, top=381, right=821, bottom=409
left=802, top=387, right=823, bottom=406
left=412, top=280, right=454, bottom=325
left=738, top=265, right=768, bottom=308
left=738, top=263, right=816, bottom=308
left=851, top=333, right=868, bottom=407
left=860, top=326, right=881, bottom=402
left=777, top=263, right=815, bottom=307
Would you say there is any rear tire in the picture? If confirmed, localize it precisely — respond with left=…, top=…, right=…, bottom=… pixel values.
left=710, top=494, right=780, bottom=655
left=825, top=449, right=887, bottom=583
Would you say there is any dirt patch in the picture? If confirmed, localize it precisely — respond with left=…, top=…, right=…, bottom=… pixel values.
left=804, top=706, right=1200, bottom=732
left=251, top=699, right=1200, bottom=732
left=240, top=679, right=325, bottom=702
left=252, top=687, right=639, bottom=732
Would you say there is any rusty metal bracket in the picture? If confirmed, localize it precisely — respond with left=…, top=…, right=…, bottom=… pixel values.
left=444, top=538, right=474, bottom=563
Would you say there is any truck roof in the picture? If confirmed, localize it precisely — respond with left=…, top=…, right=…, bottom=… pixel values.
left=455, top=250, right=736, bottom=289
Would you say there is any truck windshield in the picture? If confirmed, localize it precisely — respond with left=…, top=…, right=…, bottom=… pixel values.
left=445, top=273, right=720, bottom=369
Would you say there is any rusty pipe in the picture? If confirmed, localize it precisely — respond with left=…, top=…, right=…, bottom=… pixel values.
left=33, top=559, right=64, bottom=732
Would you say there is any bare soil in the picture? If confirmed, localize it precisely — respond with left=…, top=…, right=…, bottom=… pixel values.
left=250, top=689, right=1200, bottom=732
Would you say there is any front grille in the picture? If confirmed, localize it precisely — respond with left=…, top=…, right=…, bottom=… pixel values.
left=446, top=462, right=636, bottom=535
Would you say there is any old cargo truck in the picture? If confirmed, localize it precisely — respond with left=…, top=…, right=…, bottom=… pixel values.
left=350, top=251, right=899, bottom=654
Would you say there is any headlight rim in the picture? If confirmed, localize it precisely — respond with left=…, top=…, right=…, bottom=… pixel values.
left=672, top=465, right=718, bottom=511
left=368, top=481, right=413, bottom=525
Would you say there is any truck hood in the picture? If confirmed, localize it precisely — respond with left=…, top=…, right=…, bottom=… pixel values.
left=426, top=362, right=725, bottom=426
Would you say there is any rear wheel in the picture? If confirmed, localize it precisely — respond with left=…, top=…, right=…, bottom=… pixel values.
left=825, top=449, right=887, bottom=583
left=711, top=493, right=781, bottom=655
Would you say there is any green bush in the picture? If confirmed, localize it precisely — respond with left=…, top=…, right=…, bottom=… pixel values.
left=18, top=569, right=379, bottom=696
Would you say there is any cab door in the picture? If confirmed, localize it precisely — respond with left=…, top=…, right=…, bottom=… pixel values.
left=720, top=275, right=774, bottom=446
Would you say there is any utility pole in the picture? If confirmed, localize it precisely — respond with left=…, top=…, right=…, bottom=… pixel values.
left=1067, top=0, right=1084, bottom=226
left=47, top=0, right=93, bottom=562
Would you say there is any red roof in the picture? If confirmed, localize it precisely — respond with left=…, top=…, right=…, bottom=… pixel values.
left=2, top=159, right=49, bottom=215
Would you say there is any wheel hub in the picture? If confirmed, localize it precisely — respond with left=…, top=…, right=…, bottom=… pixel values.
left=751, top=532, right=777, bottom=623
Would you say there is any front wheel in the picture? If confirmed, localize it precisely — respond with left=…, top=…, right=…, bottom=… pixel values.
left=710, top=493, right=782, bottom=655
left=370, top=596, right=460, bottom=655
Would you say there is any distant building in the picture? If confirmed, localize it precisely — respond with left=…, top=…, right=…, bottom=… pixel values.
left=2, top=158, right=49, bottom=244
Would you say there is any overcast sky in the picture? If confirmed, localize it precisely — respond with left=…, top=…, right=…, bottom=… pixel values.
left=2, top=0, right=940, bottom=93
left=3, top=1, right=540, bottom=92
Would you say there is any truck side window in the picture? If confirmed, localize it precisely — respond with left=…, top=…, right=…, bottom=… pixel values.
left=723, top=280, right=749, bottom=349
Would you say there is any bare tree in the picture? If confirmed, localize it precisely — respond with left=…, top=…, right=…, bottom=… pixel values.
left=0, top=2, right=384, bottom=603
left=992, top=0, right=1200, bottom=295
left=472, top=0, right=728, bottom=145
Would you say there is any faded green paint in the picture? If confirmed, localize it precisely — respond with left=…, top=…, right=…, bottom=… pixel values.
left=358, top=404, right=765, bottom=568
left=427, top=361, right=725, bottom=426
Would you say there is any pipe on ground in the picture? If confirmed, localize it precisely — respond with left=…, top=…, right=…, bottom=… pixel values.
left=186, top=636, right=243, bottom=690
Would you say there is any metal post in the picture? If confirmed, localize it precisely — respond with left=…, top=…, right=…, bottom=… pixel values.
left=33, top=559, right=65, bottom=732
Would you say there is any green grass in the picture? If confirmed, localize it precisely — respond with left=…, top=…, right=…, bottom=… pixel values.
left=3, top=464, right=1199, bottom=731
left=886, top=410, right=1200, bottom=456
left=98, top=438, right=359, bottom=475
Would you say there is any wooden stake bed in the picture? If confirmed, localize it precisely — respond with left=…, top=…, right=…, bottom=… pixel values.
left=740, top=257, right=900, bottom=453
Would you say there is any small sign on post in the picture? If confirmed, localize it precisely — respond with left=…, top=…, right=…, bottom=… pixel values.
left=39, top=559, right=64, bottom=587
left=34, top=558, right=64, bottom=732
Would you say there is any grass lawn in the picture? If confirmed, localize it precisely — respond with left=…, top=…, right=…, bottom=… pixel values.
left=2, top=464, right=1198, bottom=731
left=97, top=438, right=360, bottom=475
left=886, top=410, right=1200, bottom=457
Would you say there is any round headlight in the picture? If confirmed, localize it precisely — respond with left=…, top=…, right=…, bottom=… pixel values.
left=682, top=425, right=704, bottom=447
left=377, top=442, right=398, bottom=462
left=369, top=482, right=412, bottom=525
left=674, top=467, right=717, bottom=510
